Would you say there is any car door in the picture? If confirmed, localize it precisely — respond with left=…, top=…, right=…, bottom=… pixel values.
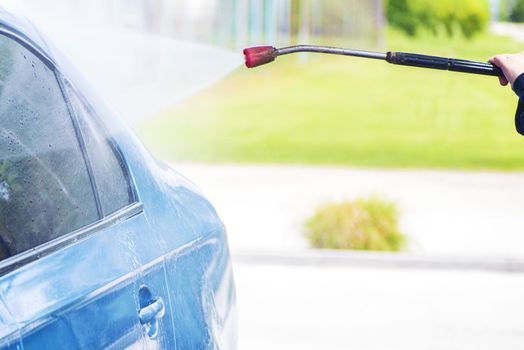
left=0, top=296, right=20, bottom=350
left=0, top=28, right=175, bottom=348
left=60, top=75, right=178, bottom=349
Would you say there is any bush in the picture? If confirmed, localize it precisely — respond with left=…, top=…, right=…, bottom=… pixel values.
left=509, top=0, right=524, bottom=22
left=386, top=0, right=490, bottom=38
left=305, top=197, right=406, bottom=252
left=386, top=0, right=418, bottom=36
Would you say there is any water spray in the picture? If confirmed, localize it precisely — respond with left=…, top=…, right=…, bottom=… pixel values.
left=243, top=45, right=502, bottom=77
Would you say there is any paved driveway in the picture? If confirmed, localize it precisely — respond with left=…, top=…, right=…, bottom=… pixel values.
left=235, top=261, right=524, bottom=350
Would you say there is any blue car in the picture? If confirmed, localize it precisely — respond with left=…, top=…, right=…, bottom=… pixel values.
left=0, top=8, right=237, bottom=349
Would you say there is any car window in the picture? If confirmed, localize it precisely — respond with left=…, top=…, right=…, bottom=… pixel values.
left=65, top=81, right=134, bottom=216
left=0, top=34, right=99, bottom=261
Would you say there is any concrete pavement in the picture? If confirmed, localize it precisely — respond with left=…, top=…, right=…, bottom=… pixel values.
left=491, top=22, right=524, bottom=42
left=234, top=261, right=524, bottom=350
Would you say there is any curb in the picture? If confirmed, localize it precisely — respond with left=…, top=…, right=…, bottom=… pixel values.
left=232, top=250, right=524, bottom=273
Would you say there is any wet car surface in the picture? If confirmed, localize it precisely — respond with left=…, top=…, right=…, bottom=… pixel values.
left=0, top=8, right=236, bottom=349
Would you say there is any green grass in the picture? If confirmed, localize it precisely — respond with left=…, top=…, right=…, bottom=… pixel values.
left=137, top=29, right=524, bottom=170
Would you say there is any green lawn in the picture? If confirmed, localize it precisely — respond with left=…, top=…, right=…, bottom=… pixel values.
left=137, top=30, right=524, bottom=170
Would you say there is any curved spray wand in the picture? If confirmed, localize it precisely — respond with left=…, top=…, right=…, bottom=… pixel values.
left=243, top=45, right=502, bottom=77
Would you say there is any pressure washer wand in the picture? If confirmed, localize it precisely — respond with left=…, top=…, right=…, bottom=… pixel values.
left=243, top=45, right=502, bottom=77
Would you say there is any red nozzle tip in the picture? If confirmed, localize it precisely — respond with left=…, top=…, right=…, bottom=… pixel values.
left=243, top=46, right=277, bottom=68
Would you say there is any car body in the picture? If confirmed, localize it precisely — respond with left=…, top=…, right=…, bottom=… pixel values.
left=0, top=8, right=236, bottom=349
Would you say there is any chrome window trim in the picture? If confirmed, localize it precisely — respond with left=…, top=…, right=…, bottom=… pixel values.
left=0, top=202, right=144, bottom=276
left=0, top=24, right=55, bottom=70
left=56, top=71, right=105, bottom=218
left=59, top=75, right=140, bottom=208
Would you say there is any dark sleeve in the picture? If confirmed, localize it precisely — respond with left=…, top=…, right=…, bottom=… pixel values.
left=513, top=73, right=524, bottom=135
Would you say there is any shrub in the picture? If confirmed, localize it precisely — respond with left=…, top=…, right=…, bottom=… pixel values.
left=305, top=197, right=406, bottom=252
left=509, top=0, right=524, bottom=22
left=386, top=0, right=418, bottom=36
left=386, top=0, right=490, bottom=38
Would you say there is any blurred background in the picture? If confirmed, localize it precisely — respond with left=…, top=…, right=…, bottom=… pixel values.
left=5, top=0, right=524, bottom=349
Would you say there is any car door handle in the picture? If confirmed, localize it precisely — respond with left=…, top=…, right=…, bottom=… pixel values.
left=138, top=297, right=165, bottom=339
left=139, top=297, right=165, bottom=324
